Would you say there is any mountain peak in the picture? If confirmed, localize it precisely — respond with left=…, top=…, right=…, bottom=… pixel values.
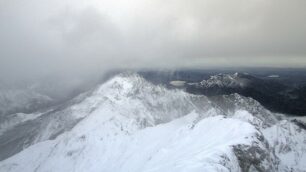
left=200, top=73, right=250, bottom=88
left=1, top=72, right=306, bottom=172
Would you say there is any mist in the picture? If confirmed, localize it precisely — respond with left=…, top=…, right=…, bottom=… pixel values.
left=1, top=0, right=306, bottom=82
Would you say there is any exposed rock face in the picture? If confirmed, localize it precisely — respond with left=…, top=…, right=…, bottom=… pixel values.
left=233, top=138, right=279, bottom=172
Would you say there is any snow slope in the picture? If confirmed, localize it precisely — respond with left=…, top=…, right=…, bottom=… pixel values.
left=0, top=113, right=258, bottom=172
left=0, top=73, right=217, bottom=161
left=263, top=120, right=306, bottom=171
left=0, top=73, right=305, bottom=172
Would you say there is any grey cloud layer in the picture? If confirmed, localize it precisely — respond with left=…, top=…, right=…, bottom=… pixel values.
left=0, top=0, right=306, bottom=80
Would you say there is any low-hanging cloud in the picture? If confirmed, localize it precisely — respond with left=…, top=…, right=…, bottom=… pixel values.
left=0, top=0, right=306, bottom=81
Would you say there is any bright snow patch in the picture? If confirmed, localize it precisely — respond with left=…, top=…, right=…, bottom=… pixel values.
left=169, top=80, right=186, bottom=87
left=267, top=75, right=280, bottom=78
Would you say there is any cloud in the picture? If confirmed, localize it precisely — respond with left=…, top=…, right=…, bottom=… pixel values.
left=0, top=0, right=306, bottom=81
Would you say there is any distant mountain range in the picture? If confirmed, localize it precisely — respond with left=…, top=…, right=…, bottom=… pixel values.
left=139, top=70, right=306, bottom=116
left=186, top=73, right=306, bottom=116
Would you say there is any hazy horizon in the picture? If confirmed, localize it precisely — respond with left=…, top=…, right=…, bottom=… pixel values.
left=1, top=0, right=306, bottom=81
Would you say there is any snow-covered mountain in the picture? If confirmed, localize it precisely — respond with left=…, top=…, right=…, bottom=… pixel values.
left=0, top=73, right=305, bottom=172
left=185, top=72, right=306, bottom=117
left=199, top=73, right=251, bottom=88
left=0, top=73, right=216, bottom=161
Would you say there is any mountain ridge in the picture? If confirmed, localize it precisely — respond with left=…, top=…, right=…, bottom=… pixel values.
left=0, top=73, right=305, bottom=172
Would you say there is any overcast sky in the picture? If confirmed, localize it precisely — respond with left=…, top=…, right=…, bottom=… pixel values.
left=1, top=0, right=306, bottom=81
